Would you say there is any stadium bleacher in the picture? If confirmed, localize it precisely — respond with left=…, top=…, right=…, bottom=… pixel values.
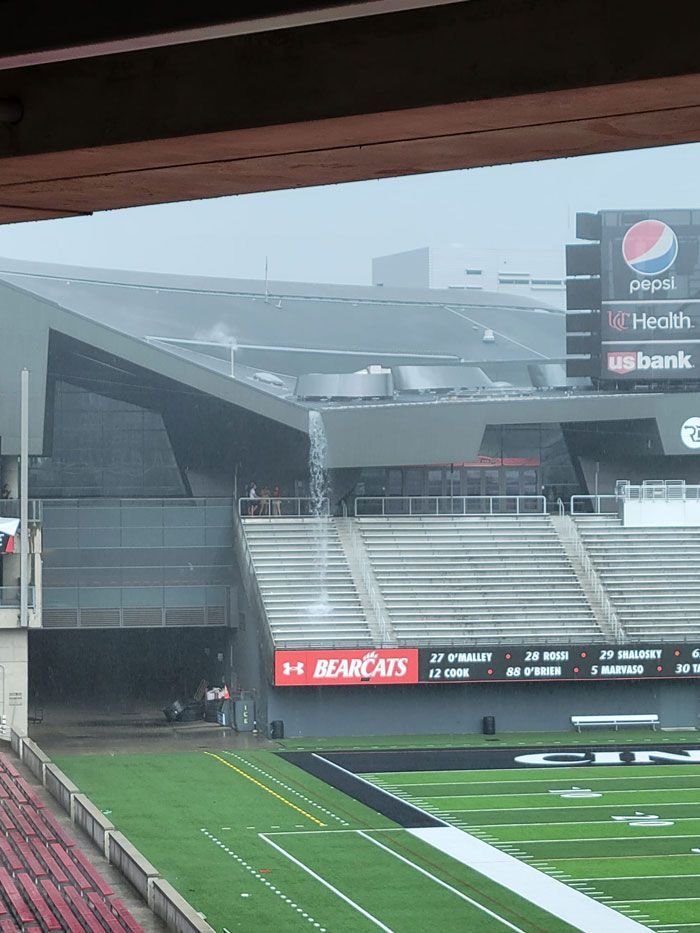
left=357, top=514, right=603, bottom=645
left=242, top=512, right=606, bottom=646
left=241, top=517, right=374, bottom=647
left=576, top=514, right=700, bottom=640
left=0, top=752, right=142, bottom=932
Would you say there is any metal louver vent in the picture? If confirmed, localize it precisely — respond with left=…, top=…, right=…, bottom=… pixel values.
left=78, top=609, right=121, bottom=628
left=165, top=608, right=207, bottom=626
left=205, top=607, right=226, bottom=626
left=42, top=609, right=79, bottom=628
left=122, top=608, right=164, bottom=627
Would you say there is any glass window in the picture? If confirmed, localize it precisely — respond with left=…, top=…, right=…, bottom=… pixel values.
left=427, top=469, right=443, bottom=497
left=484, top=470, right=500, bottom=497
left=466, top=470, right=482, bottom=497
left=505, top=469, right=520, bottom=497
left=387, top=469, right=403, bottom=496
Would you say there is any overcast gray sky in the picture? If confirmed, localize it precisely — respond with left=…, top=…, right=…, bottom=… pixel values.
left=0, top=143, right=699, bottom=285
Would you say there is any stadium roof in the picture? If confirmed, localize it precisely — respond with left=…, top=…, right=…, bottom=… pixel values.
left=0, top=257, right=698, bottom=467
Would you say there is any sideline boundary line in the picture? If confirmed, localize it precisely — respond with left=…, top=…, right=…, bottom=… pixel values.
left=260, top=833, right=392, bottom=932
left=358, top=830, right=526, bottom=932
left=203, top=752, right=325, bottom=826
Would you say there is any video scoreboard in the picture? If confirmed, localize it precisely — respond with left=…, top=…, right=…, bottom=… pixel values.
left=419, top=644, right=700, bottom=683
left=274, top=644, right=700, bottom=687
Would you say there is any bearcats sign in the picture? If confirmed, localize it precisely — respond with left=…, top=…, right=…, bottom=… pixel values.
left=275, top=649, right=418, bottom=686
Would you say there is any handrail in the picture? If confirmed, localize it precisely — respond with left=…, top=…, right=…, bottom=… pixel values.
left=343, top=524, right=392, bottom=645
left=554, top=514, right=624, bottom=643
left=0, top=500, right=42, bottom=523
left=354, top=495, right=547, bottom=516
left=570, top=495, right=618, bottom=514
left=230, top=502, right=275, bottom=658
left=0, top=586, right=35, bottom=608
left=239, top=496, right=330, bottom=517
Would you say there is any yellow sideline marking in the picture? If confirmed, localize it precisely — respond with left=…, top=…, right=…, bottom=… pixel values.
left=203, top=752, right=325, bottom=826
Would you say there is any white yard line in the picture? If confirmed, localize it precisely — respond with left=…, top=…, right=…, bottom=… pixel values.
left=410, top=787, right=700, bottom=799
left=579, top=875, right=700, bottom=881
left=260, top=833, right=393, bottom=932
left=439, top=801, right=694, bottom=813
left=409, top=826, right=649, bottom=933
left=507, top=835, right=698, bottom=844
left=383, top=775, right=700, bottom=787
left=358, top=831, right=526, bottom=933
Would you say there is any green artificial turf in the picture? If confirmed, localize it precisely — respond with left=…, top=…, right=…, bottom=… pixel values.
left=365, top=763, right=700, bottom=928
left=277, top=727, right=698, bottom=751
left=54, top=749, right=578, bottom=932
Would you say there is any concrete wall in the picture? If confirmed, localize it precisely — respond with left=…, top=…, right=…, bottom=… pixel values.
left=266, top=678, right=700, bottom=738
left=0, top=629, right=27, bottom=738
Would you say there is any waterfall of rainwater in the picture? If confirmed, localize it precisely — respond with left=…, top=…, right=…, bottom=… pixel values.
left=307, top=410, right=331, bottom=614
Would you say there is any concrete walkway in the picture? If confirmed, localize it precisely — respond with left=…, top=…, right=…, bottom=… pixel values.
left=408, top=826, right=649, bottom=933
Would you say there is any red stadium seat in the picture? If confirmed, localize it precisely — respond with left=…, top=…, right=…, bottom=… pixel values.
left=39, top=880, right=84, bottom=933
left=70, top=846, right=113, bottom=897
left=0, top=756, right=22, bottom=780
left=0, top=776, right=27, bottom=806
left=11, top=837, right=47, bottom=879
left=0, top=807, right=14, bottom=833
left=64, top=885, right=104, bottom=932
left=29, top=840, right=69, bottom=886
left=15, top=781, right=46, bottom=810
left=49, top=843, right=90, bottom=891
left=20, top=806, right=55, bottom=842
left=0, top=866, right=38, bottom=925
left=86, top=891, right=127, bottom=932
left=0, top=921, right=20, bottom=932
left=37, top=809, right=75, bottom=847
left=4, top=801, right=34, bottom=837
left=0, top=837, right=22, bottom=873
left=108, top=897, right=145, bottom=932
left=16, top=873, right=62, bottom=932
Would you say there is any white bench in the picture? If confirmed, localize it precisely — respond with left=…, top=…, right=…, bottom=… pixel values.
left=571, top=714, right=659, bottom=733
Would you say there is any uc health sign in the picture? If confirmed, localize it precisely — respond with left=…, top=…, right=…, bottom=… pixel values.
left=275, top=649, right=419, bottom=686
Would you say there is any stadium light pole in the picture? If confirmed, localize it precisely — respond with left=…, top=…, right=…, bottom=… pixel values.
left=19, top=368, right=28, bottom=629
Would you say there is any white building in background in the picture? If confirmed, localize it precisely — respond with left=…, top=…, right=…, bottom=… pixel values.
left=372, top=245, right=565, bottom=307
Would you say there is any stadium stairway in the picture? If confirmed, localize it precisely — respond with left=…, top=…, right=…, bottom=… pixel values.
left=575, top=514, right=700, bottom=640
left=355, top=514, right=605, bottom=645
left=240, top=517, right=375, bottom=647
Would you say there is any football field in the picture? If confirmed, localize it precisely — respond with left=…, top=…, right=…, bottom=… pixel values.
left=53, top=745, right=700, bottom=932
left=364, top=763, right=700, bottom=932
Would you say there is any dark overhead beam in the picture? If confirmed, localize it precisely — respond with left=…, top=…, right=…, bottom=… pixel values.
left=0, top=1, right=458, bottom=69
left=0, top=0, right=699, bottom=224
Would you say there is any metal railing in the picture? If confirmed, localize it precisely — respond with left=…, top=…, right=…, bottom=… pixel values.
left=239, top=496, right=330, bottom=517
left=570, top=495, right=619, bottom=514
left=343, top=524, right=392, bottom=645
left=354, top=495, right=547, bottom=516
left=0, top=586, right=34, bottom=608
left=553, top=515, right=624, bottom=643
left=231, top=502, right=276, bottom=658
left=617, top=480, right=700, bottom=502
left=0, top=500, right=42, bottom=523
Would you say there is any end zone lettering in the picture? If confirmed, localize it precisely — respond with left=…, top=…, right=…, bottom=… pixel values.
left=275, top=649, right=419, bottom=686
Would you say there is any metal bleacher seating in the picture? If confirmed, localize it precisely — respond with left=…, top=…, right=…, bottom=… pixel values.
left=0, top=752, right=142, bottom=931
left=356, top=514, right=603, bottom=644
left=575, top=514, right=700, bottom=640
left=242, top=517, right=373, bottom=647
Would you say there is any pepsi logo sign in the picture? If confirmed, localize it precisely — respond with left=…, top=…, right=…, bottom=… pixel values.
left=623, top=219, right=678, bottom=276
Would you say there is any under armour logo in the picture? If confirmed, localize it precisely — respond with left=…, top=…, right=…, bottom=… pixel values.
left=282, top=662, right=304, bottom=676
